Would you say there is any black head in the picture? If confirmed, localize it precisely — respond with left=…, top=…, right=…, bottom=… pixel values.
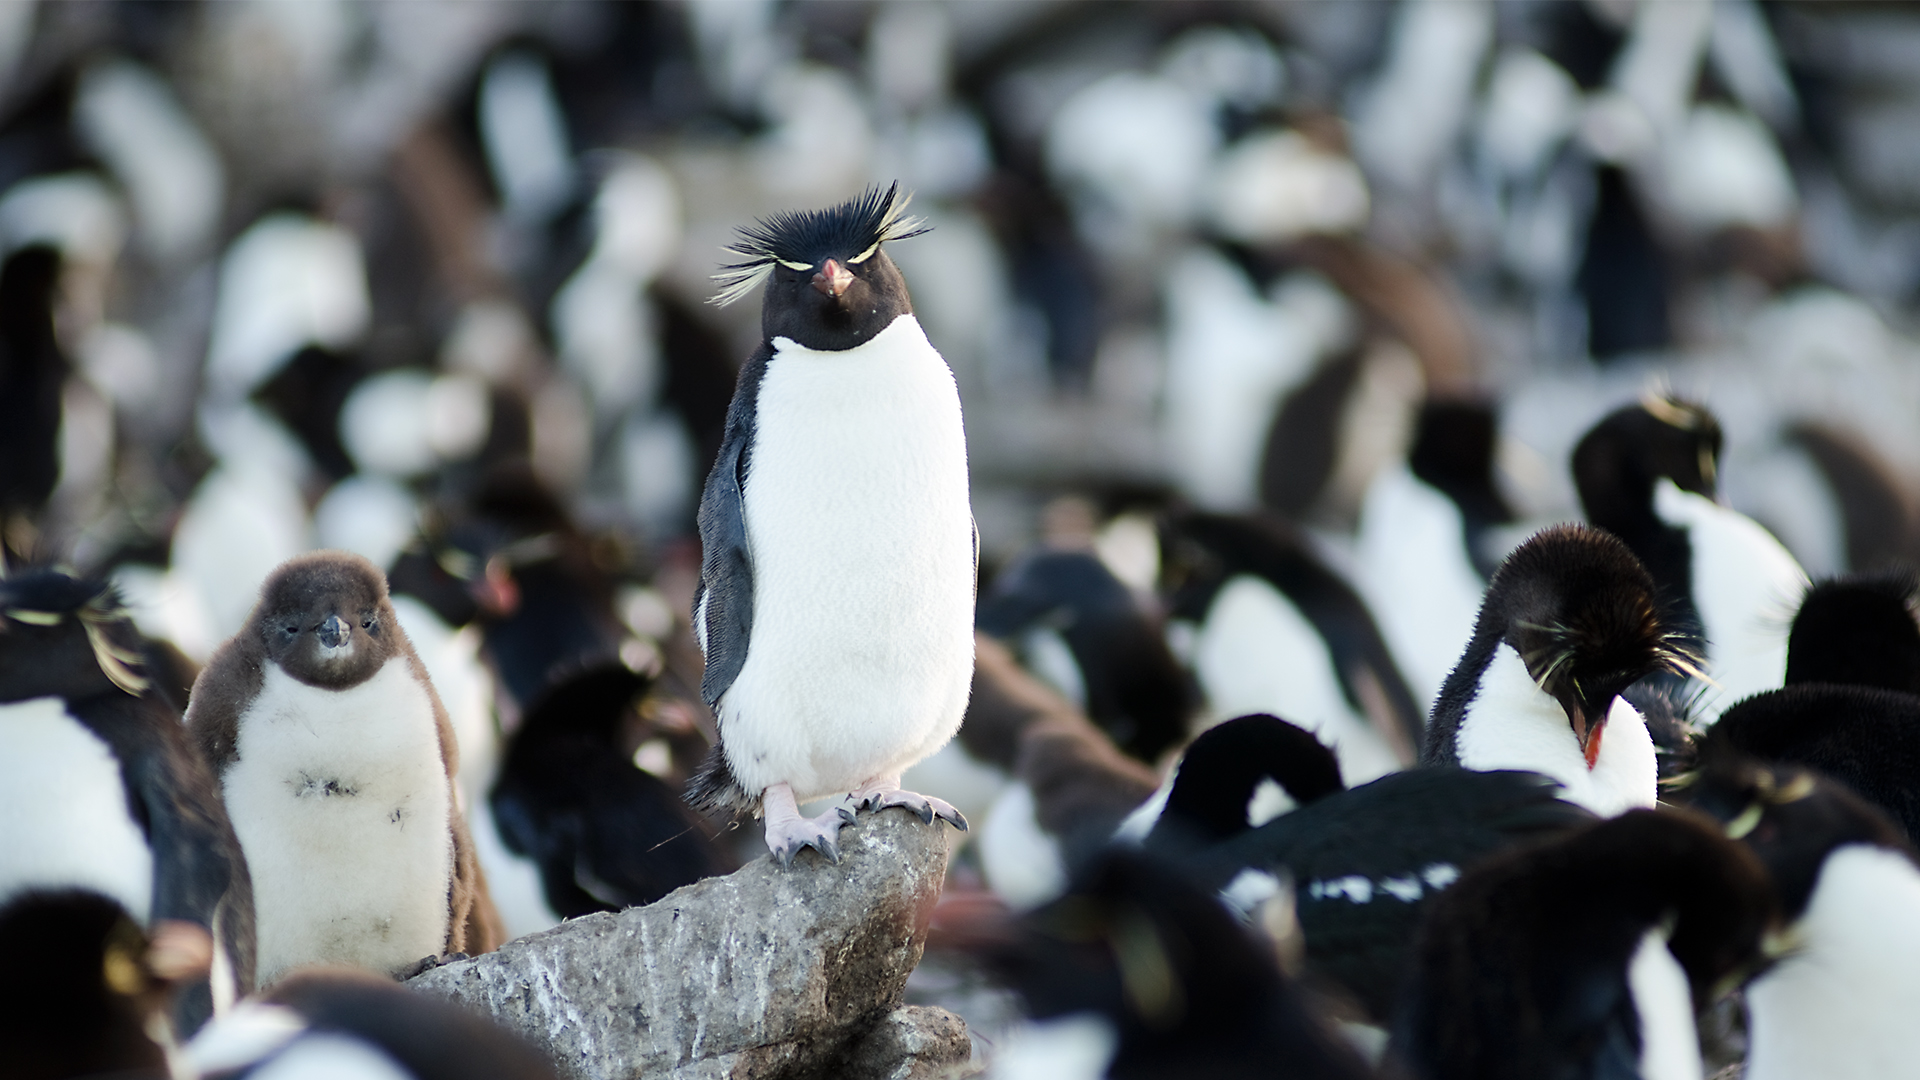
left=252, top=552, right=401, bottom=689
left=1408, top=398, right=1512, bottom=527
left=1481, top=525, right=1698, bottom=766
left=1671, top=752, right=1912, bottom=923
left=1785, top=570, right=1920, bottom=696
left=0, top=570, right=151, bottom=703
left=710, top=182, right=928, bottom=351
left=1150, top=714, right=1344, bottom=846
left=0, top=890, right=178, bottom=1078
left=1572, top=396, right=1722, bottom=529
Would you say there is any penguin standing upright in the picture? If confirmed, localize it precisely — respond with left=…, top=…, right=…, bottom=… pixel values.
left=185, top=552, right=500, bottom=985
left=0, top=570, right=254, bottom=1035
left=689, top=183, right=974, bottom=864
left=1426, top=525, right=1698, bottom=816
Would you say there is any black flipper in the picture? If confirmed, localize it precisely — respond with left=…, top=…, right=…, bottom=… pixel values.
left=694, top=342, right=772, bottom=709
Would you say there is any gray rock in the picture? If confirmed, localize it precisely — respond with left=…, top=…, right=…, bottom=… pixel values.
left=838, top=1006, right=976, bottom=1080
left=408, top=807, right=957, bottom=1080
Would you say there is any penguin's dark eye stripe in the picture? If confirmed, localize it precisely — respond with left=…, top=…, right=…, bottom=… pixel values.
left=776, top=259, right=812, bottom=272
left=845, top=243, right=879, bottom=265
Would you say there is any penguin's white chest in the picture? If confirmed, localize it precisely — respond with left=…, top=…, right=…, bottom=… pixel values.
left=1455, top=646, right=1655, bottom=816
left=0, top=696, right=154, bottom=921
left=720, top=314, right=976, bottom=802
left=223, top=658, right=454, bottom=984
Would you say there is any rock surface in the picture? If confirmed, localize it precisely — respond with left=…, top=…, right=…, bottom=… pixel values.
left=409, top=807, right=958, bottom=1080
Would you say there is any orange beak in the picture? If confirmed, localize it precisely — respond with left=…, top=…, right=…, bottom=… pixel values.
left=812, top=258, right=854, bottom=298
left=1569, top=703, right=1607, bottom=770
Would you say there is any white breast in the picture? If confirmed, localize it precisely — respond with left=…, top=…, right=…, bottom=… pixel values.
left=1746, top=845, right=1920, bottom=1080
left=222, top=659, right=454, bottom=985
left=1628, top=929, right=1704, bottom=1080
left=0, top=696, right=154, bottom=921
left=719, top=314, right=976, bottom=802
left=1456, top=646, right=1655, bottom=816
left=1355, top=463, right=1486, bottom=714
left=1193, top=574, right=1403, bottom=785
left=1653, top=480, right=1806, bottom=722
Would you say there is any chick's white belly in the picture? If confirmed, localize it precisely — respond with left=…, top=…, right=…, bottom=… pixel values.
left=223, top=659, right=454, bottom=984
left=719, top=316, right=975, bottom=802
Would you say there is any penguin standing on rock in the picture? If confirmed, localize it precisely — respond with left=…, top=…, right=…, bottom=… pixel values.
left=186, top=552, right=501, bottom=986
left=1425, top=525, right=1700, bottom=816
left=689, top=183, right=975, bottom=865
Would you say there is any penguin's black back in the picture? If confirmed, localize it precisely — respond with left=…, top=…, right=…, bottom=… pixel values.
left=1785, top=571, right=1920, bottom=696
left=984, top=851, right=1372, bottom=1080
left=1708, top=682, right=1920, bottom=843
left=1201, top=767, right=1593, bottom=1021
left=1393, top=810, right=1773, bottom=1080
left=976, top=548, right=1193, bottom=763
left=491, top=664, right=735, bottom=917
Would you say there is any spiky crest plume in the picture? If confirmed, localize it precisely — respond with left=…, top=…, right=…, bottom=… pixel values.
left=708, top=182, right=930, bottom=307
left=1, top=569, right=149, bottom=696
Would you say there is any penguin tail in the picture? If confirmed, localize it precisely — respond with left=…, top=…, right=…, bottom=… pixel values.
left=685, top=747, right=761, bottom=817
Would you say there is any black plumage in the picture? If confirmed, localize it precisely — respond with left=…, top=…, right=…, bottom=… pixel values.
left=1169, top=765, right=1593, bottom=1022
left=976, top=548, right=1194, bottom=763
left=1163, top=510, right=1426, bottom=761
left=1706, top=682, right=1920, bottom=843
left=0, top=890, right=176, bottom=1080
left=1145, top=712, right=1345, bottom=846
left=1784, top=570, right=1920, bottom=695
left=0, top=245, right=67, bottom=553
left=1407, top=399, right=1514, bottom=579
left=490, top=665, right=735, bottom=918
left=1392, top=809, right=1774, bottom=1080
left=1570, top=396, right=1723, bottom=660
left=982, top=851, right=1373, bottom=1080
left=207, top=968, right=560, bottom=1080
left=0, top=570, right=255, bottom=1036
left=1578, top=166, right=1672, bottom=361
left=709, top=180, right=929, bottom=312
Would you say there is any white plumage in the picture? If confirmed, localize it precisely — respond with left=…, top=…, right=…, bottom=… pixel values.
left=1455, top=647, right=1656, bottom=817
left=0, top=696, right=154, bottom=921
left=1745, top=845, right=1920, bottom=1080
left=1627, top=929, right=1705, bottom=1080
left=221, top=658, right=453, bottom=985
left=1652, top=479, right=1807, bottom=721
left=716, top=313, right=974, bottom=802
left=1355, top=463, right=1488, bottom=713
left=1192, top=574, right=1403, bottom=786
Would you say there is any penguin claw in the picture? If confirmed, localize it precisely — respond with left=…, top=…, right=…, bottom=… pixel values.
left=851, top=788, right=968, bottom=832
left=764, top=812, right=846, bottom=867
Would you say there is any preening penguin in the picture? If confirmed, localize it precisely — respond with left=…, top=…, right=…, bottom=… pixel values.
left=1426, top=525, right=1700, bottom=816
left=0, top=570, right=253, bottom=1035
left=185, top=552, right=500, bottom=986
left=689, top=184, right=975, bottom=865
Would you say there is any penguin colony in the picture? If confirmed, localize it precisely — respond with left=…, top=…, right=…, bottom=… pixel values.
left=5, top=4, right=1920, bottom=1077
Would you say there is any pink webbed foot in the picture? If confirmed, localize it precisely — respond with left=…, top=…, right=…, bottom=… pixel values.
left=844, top=776, right=969, bottom=831
left=762, top=782, right=847, bottom=867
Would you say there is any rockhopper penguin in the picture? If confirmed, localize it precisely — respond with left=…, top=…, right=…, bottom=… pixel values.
left=690, top=183, right=974, bottom=864
left=1425, top=525, right=1701, bottom=816
left=186, top=552, right=501, bottom=986
left=0, top=570, right=254, bottom=1036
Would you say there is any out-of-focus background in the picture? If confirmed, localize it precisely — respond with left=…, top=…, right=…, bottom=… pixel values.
left=9, top=0, right=1920, bottom=643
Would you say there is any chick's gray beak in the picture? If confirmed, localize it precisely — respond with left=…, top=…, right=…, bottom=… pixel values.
left=318, top=614, right=350, bottom=649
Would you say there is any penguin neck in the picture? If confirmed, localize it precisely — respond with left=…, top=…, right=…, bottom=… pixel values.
left=1455, top=645, right=1657, bottom=816
left=1745, top=844, right=1920, bottom=1080
left=1591, top=479, right=1702, bottom=650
